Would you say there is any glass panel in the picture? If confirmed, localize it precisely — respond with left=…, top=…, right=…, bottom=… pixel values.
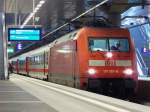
left=89, top=38, right=129, bottom=52
left=109, top=39, right=129, bottom=52
left=89, top=38, right=108, bottom=51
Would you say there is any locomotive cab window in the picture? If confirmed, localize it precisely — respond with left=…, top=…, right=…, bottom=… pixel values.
left=109, top=39, right=129, bottom=52
left=89, top=38, right=129, bottom=52
left=89, top=38, right=108, bottom=51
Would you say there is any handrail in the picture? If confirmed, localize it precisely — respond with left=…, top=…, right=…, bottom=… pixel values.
left=136, top=54, right=142, bottom=68
left=139, top=25, right=148, bottom=41
left=136, top=49, right=148, bottom=76
left=136, top=48, right=147, bottom=68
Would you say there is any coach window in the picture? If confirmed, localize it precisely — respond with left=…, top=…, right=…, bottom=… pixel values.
left=31, top=57, right=34, bottom=65
left=35, top=56, right=39, bottom=64
left=37, top=56, right=39, bottom=64
left=29, top=57, right=32, bottom=65
left=33, top=57, right=35, bottom=65
left=36, top=56, right=39, bottom=64
left=40, top=54, right=43, bottom=65
left=45, top=52, right=48, bottom=64
left=40, top=54, right=43, bottom=64
left=39, top=55, right=41, bottom=64
left=38, top=55, right=40, bottom=64
left=39, top=55, right=40, bottom=64
left=31, top=58, right=33, bottom=65
left=33, top=57, right=35, bottom=64
left=31, top=57, right=33, bottom=65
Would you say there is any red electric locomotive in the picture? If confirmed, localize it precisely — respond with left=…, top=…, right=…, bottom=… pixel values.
left=10, top=27, right=138, bottom=97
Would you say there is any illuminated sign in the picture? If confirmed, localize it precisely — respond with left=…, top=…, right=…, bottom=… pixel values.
left=7, top=47, right=14, bottom=53
left=8, top=28, right=42, bottom=41
left=142, top=43, right=150, bottom=53
left=142, top=47, right=150, bottom=53
left=17, top=43, right=22, bottom=50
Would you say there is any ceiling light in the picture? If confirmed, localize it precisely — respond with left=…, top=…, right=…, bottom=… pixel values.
left=37, top=4, right=42, bottom=8
left=20, top=0, right=46, bottom=28
left=35, top=7, right=40, bottom=11
left=40, top=0, right=45, bottom=4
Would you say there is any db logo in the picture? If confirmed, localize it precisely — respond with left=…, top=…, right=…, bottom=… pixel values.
left=105, top=60, right=116, bottom=66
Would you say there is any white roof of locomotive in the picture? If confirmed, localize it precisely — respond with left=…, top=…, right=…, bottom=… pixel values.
left=52, top=30, right=79, bottom=44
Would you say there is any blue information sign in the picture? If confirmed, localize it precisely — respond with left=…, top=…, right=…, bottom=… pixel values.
left=8, top=28, right=42, bottom=41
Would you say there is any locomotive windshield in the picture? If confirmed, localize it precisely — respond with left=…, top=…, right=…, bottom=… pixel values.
left=89, top=39, right=108, bottom=51
left=89, top=38, right=129, bottom=52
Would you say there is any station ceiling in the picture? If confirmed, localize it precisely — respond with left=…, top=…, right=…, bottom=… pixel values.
left=5, top=0, right=146, bottom=27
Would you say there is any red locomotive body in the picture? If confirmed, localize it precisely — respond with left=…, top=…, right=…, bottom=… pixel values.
left=48, top=27, right=137, bottom=97
left=11, top=27, right=138, bottom=97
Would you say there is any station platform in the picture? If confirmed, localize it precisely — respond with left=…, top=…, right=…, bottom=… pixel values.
left=0, top=78, right=57, bottom=112
left=1, top=74, right=150, bottom=112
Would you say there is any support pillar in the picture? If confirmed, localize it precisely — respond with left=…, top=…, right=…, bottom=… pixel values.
left=0, top=0, right=8, bottom=80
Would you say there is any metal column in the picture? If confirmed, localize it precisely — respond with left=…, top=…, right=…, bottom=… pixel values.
left=0, top=0, right=7, bottom=80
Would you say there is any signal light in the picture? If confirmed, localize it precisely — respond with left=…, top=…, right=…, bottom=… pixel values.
left=106, top=52, right=113, bottom=58
left=88, top=68, right=96, bottom=75
left=123, top=68, right=133, bottom=76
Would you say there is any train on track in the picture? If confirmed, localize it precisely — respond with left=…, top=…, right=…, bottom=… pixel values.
left=10, top=27, right=138, bottom=98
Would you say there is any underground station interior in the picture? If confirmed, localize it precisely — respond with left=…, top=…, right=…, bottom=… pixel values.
left=0, top=0, right=150, bottom=112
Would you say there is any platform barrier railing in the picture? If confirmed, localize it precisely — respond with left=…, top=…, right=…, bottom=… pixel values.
left=136, top=48, right=149, bottom=77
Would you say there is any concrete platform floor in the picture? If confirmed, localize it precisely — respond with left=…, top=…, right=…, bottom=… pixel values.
left=1, top=74, right=150, bottom=112
left=0, top=80, right=57, bottom=112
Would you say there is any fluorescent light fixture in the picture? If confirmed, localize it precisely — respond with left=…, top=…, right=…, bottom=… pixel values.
left=37, top=4, right=42, bottom=8
left=20, top=0, right=46, bottom=28
left=8, top=42, right=11, bottom=44
left=40, top=0, right=45, bottom=4
left=35, top=7, right=40, bottom=11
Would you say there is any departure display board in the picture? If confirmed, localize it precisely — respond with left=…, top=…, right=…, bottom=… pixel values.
left=8, top=28, right=42, bottom=41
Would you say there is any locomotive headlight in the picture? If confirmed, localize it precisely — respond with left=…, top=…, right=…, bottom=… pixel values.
left=88, top=68, right=96, bottom=75
left=106, top=52, right=113, bottom=58
left=123, top=68, right=133, bottom=75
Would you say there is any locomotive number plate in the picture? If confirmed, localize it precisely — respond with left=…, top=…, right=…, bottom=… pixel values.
left=105, top=60, right=116, bottom=66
